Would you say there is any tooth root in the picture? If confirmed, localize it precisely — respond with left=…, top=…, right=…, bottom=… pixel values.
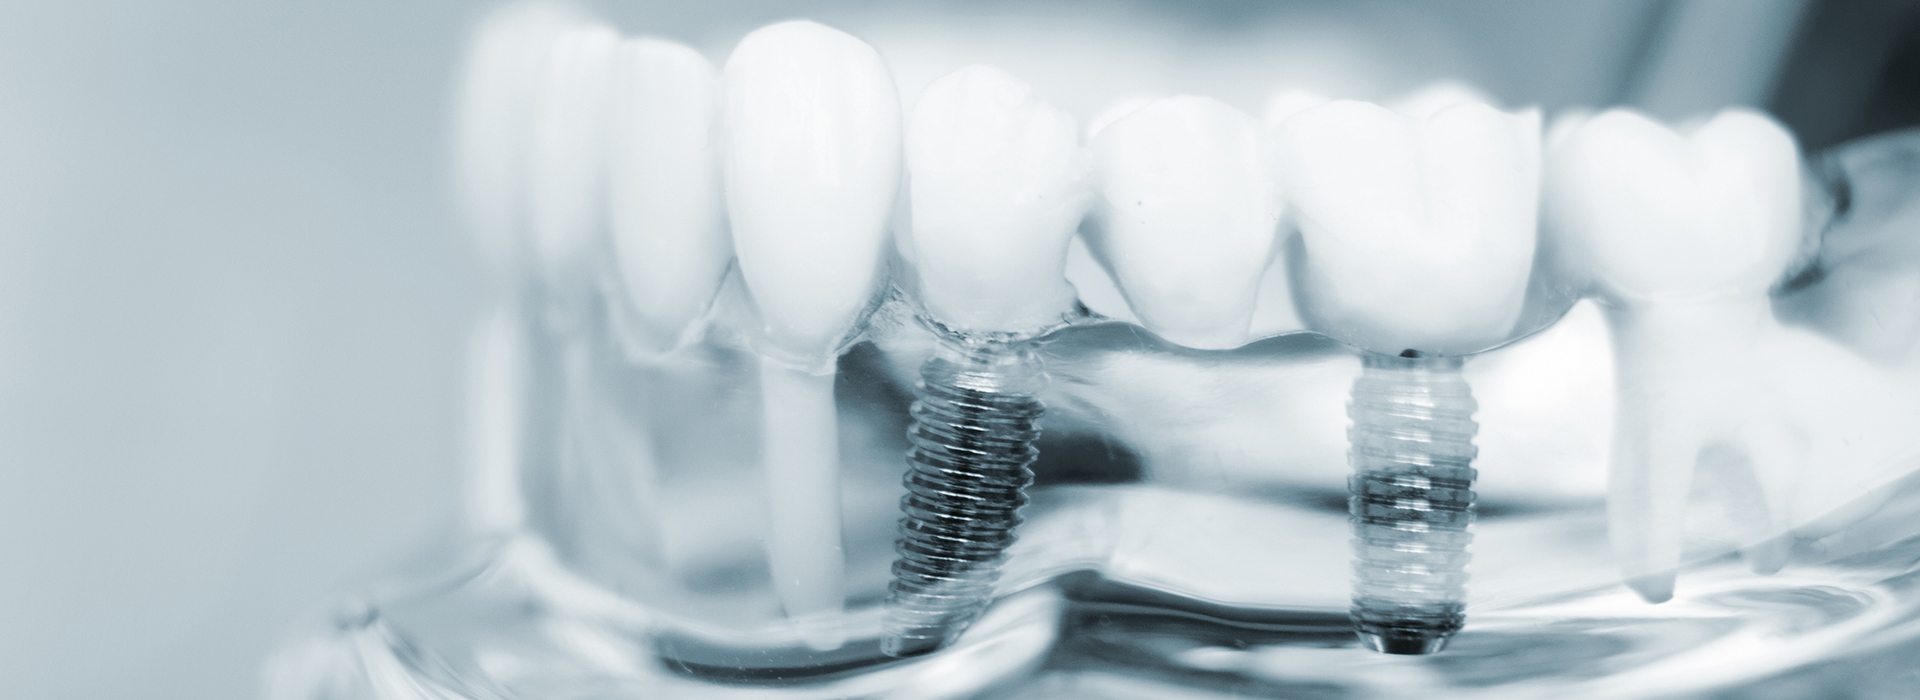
left=1609, top=405, right=1696, bottom=604
left=1737, top=421, right=1807, bottom=574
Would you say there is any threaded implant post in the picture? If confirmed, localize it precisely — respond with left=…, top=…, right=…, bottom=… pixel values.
left=1347, top=350, right=1478, bottom=655
left=881, top=331, right=1046, bottom=658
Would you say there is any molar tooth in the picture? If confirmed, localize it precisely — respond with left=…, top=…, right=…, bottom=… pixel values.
left=607, top=37, right=730, bottom=352
left=1087, top=96, right=1283, bottom=350
left=1274, top=99, right=1541, bottom=355
left=1546, top=108, right=1806, bottom=601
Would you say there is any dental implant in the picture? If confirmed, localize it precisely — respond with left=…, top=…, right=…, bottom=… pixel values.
left=1271, top=96, right=1540, bottom=653
left=884, top=64, right=1090, bottom=657
left=1347, top=350, right=1477, bottom=654
left=883, top=321, right=1048, bottom=658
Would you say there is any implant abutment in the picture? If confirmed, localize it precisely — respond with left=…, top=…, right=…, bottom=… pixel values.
left=882, top=325, right=1047, bottom=658
left=1346, top=351, right=1479, bottom=655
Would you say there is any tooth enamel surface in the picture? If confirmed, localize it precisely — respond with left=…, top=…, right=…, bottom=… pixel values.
left=1547, top=109, right=1802, bottom=301
left=1274, top=99, right=1540, bottom=355
left=722, top=20, right=901, bottom=363
left=455, top=1, right=589, bottom=268
left=1261, top=89, right=1329, bottom=131
left=528, top=23, right=620, bottom=276
left=1389, top=81, right=1497, bottom=121
left=907, top=64, right=1088, bottom=333
left=1088, top=96, right=1282, bottom=350
left=608, top=38, right=731, bottom=351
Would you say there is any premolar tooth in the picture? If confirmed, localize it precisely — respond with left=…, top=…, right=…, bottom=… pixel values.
left=721, top=20, right=902, bottom=650
left=607, top=37, right=730, bottom=352
left=1545, top=108, right=1805, bottom=602
left=1274, top=99, right=1541, bottom=355
left=528, top=23, right=621, bottom=277
left=1088, top=96, right=1282, bottom=350
left=723, top=20, right=901, bottom=365
left=905, top=64, right=1089, bottom=333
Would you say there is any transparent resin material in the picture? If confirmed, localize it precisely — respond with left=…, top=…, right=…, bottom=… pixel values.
left=263, top=128, right=1920, bottom=699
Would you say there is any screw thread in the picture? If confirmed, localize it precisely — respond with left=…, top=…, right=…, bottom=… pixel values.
left=1347, top=351, right=1478, bottom=655
left=882, top=341, right=1045, bottom=658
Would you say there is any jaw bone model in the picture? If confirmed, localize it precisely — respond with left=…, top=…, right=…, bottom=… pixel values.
left=1273, top=97, right=1541, bottom=654
left=722, top=20, right=901, bottom=650
left=885, top=65, right=1090, bottom=657
left=1546, top=108, right=1920, bottom=604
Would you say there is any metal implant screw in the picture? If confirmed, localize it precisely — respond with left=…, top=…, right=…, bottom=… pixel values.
left=1347, top=351, right=1478, bottom=655
left=881, top=326, right=1046, bottom=658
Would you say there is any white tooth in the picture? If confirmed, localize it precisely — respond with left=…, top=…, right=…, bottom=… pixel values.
left=1545, top=108, right=1804, bottom=601
left=1273, top=99, right=1541, bottom=355
left=1389, top=81, right=1498, bottom=121
left=528, top=24, right=620, bottom=277
left=723, top=20, right=901, bottom=364
left=721, top=20, right=902, bottom=650
left=453, top=1, right=589, bottom=269
left=906, top=64, right=1088, bottom=333
left=607, top=38, right=730, bottom=352
left=1085, top=96, right=1158, bottom=141
left=1261, top=89, right=1330, bottom=130
left=1088, top=96, right=1283, bottom=349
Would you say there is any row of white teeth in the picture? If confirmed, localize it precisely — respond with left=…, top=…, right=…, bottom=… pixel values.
left=459, top=3, right=1920, bottom=616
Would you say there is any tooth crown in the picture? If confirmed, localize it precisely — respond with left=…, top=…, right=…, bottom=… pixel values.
left=1546, top=108, right=1803, bottom=303
left=907, top=65, right=1089, bottom=334
left=1276, top=100, right=1541, bottom=356
left=528, top=24, right=621, bottom=276
left=608, top=38, right=730, bottom=351
left=722, top=21, right=902, bottom=364
left=455, top=1, right=591, bottom=269
left=1090, top=96, right=1283, bottom=350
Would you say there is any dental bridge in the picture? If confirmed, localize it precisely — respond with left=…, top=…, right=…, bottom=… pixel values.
left=264, top=3, right=1920, bottom=698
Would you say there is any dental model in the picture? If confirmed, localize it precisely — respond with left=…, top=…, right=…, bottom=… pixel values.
left=722, top=20, right=901, bottom=650
left=1546, top=108, right=1920, bottom=603
left=1087, top=96, right=1284, bottom=350
left=1273, top=98, right=1541, bottom=653
left=607, top=38, right=731, bottom=353
left=885, top=65, right=1089, bottom=658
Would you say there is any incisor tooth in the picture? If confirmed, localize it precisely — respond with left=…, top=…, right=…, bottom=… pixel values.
left=722, top=20, right=901, bottom=366
left=1088, top=96, right=1282, bottom=350
left=528, top=24, right=620, bottom=277
left=720, top=20, right=902, bottom=651
left=607, top=38, right=730, bottom=353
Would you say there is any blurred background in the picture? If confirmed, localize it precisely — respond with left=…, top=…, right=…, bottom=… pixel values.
left=1, top=1, right=1917, bottom=698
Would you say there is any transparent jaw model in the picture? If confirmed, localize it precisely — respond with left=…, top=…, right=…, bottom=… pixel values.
left=267, top=4, right=1920, bottom=700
